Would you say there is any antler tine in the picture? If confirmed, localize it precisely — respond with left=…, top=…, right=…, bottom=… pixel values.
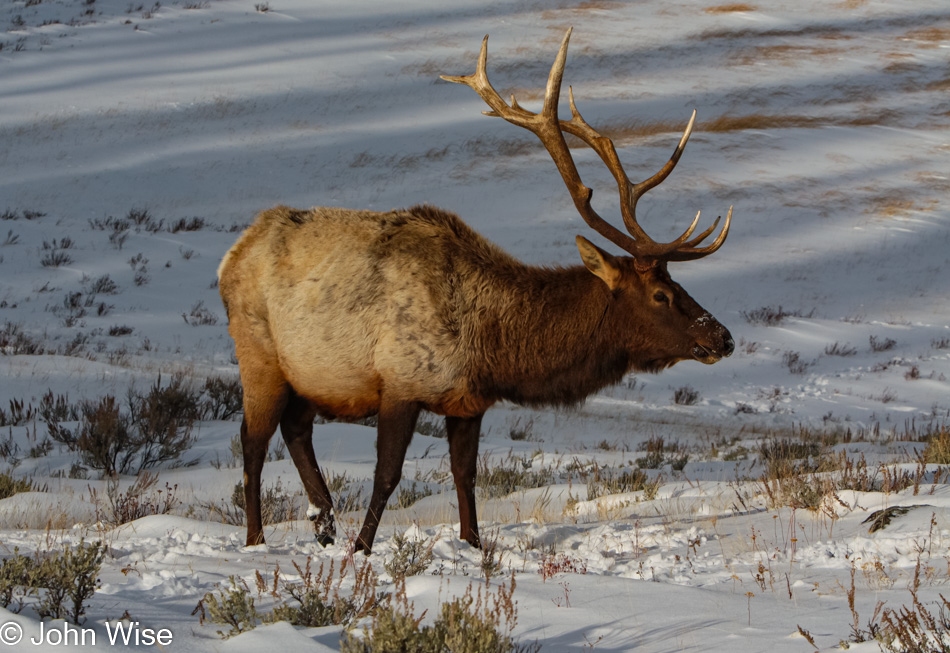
left=666, top=210, right=702, bottom=249
left=441, top=30, right=642, bottom=255
left=542, top=28, right=571, bottom=119
left=560, top=82, right=729, bottom=262
left=562, top=86, right=653, bottom=245
left=442, top=29, right=732, bottom=265
left=666, top=206, right=732, bottom=261
left=682, top=214, right=720, bottom=249
left=629, top=110, right=695, bottom=201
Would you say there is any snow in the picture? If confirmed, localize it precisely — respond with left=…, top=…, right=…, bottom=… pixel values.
left=1, top=0, right=949, bottom=650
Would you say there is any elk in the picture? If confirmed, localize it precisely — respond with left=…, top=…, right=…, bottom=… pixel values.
left=217, top=28, right=734, bottom=554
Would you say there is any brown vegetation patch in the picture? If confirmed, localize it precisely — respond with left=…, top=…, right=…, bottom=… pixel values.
left=916, top=172, right=950, bottom=193
left=500, top=86, right=545, bottom=103
left=701, top=114, right=824, bottom=132
left=882, top=60, right=924, bottom=75
left=570, top=0, right=622, bottom=10
left=902, top=27, right=950, bottom=46
left=817, top=32, right=854, bottom=41
left=926, top=77, right=950, bottom=91
left=700, top=25, right=845, bottom=42
left=705, top=111, right=897, bottom=131
left=541, top=0, right=621, bottom=20
left=594, top=111, right=902, bottom=143
left=862, top=190, right=939, bottom=219
left=704, top=3, right=756, bottom=12
left=733, top=44, right=840, bottom=66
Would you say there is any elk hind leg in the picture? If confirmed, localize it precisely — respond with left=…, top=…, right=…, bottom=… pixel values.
left=280, top=392, right=336, bottom=547
left=447, top=414, right=483, bottom=549
left=355, top=399, right=421, bottom=554
left=237, top=353, right=289, bottom=547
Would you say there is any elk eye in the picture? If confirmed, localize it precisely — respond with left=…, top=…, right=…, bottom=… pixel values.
left=654, top=291, right=670, bottom=305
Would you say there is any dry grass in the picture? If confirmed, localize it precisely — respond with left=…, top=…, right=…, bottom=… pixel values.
left=704, top=3, right=755, bottom=13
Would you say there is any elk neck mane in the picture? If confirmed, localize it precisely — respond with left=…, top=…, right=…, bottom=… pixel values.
left=466, top=263, right=637, bottom=408
left=394, top=206, right=640, bottom=408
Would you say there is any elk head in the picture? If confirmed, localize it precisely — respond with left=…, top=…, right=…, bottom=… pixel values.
left=442, top=28, right=734, bottom=370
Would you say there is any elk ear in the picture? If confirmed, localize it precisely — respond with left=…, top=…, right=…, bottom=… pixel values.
left=576, top=235, right=622, bottom=290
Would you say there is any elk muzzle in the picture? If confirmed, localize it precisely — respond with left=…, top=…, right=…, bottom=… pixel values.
left=690, top=317, right=734, bottom=364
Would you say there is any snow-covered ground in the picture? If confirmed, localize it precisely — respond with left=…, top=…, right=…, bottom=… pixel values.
left=1, top=0, right=948, bottom=650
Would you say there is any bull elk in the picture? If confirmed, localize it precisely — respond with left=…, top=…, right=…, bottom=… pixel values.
left=218, top=28, right=734, bottom=554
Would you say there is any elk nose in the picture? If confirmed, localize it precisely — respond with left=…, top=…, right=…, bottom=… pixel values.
left=722, top=335, right=735, bottom=357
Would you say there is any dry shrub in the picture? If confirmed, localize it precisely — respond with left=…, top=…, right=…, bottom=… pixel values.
left=634, top=435, right=688, bottom=471
left=127, top=374, right=200, bottom=470
left=195, top=557, right=383, bottom=639
left=538, top=552, right=587, bottom=581
left=476, top=453, right=553, bottom=499
left=384, top=531, right=436, bottom=579
left=0, top=540, right=105, bottom=625
left=756, top=435, right=827, bottom=509
left=0, top=471, right=36, bottom=500
left=227, top=479, right=301, bottom=526
left=72, top=396, right=136, bottom=475
left=89, top=471, right=181, bottom=526
left=825, top=341, right=858, bottom=357
left=878, top=595, right=950, bottom=652
left=848, top=556, right=950, bottom=652
left=922, top=426, right=950, bottom=465
left=47, top=374, right=200, bottom=475
left=672, top=385, right=701, bottom=405
left=341, top=573, right=539, bottom=653
left=834, top=453, right=919, bottom=495
left=265, top=558, right=381, bottom=628
left=869, top=335, right=897, bottom=352
left=742, top=305, right=814, bottom=326
left=201, top=375, right=243, bottom=421
left=586, top=466, right=652, bottom=500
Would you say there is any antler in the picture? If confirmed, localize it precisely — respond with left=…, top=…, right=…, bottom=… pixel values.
left=441, top=28, right=731, bottom=267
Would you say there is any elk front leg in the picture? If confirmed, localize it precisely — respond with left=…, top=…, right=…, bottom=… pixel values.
left=446, top=414, right=483, bottom=548
left=354, top=399, right=420, bottom=554
left=280, top=392, right=336, bottom=547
